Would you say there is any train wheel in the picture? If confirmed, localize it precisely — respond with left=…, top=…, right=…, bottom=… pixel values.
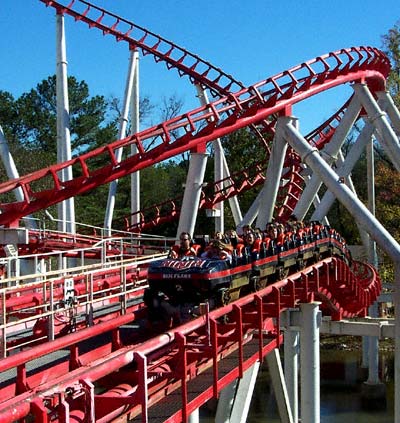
left=217, top=288, right=231, bottom=307
left=296, top=258, right=305, bottom=271
left=251, top=275, right=267, bottom=292
left=276, top=266, right=289, bottom=280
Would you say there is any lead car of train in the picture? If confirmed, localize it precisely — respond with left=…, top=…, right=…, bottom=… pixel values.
left=143, top=225, right=351, bottom=325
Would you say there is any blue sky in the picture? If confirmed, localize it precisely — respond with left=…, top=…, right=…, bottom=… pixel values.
left=1, top=0, right=399, bottom=134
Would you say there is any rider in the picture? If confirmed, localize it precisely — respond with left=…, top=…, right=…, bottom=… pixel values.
left=169, top=232, right=197, bottom=258
left=201, top=240, right=232, bottom=262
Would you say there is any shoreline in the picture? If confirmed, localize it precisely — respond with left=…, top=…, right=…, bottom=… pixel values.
left=320, top=334, right=395, bottom=352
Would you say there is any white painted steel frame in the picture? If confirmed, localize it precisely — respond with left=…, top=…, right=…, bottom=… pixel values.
left=280, top=114, right=400, bottom=422
left=195, top=86, right=243, bottom=232
left=176, top=152, right=208, bottom=238
left=56, top=13, right=75, bottom=234
left=293, top=95, right=362, bottom=220
left=256, top=117, right=290, bottom=229
left=104, top=50, right=139, bottom=235
left=300, top=302, right=321, bottom=423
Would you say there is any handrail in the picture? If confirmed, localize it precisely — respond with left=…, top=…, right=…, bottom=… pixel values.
left=0, top=253, right=166, bottom=355
left=0, top=256, right=381, bottom=422
left=0, top=46, right=389, bottom=227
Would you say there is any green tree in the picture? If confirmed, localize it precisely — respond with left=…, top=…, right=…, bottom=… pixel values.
left=382, top=20, right=400, bottom=108
left=12, top=75, right=117, bottom=157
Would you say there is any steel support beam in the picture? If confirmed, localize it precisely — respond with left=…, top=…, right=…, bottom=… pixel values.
left=300, top=302, right=321, bottom=423
left=229, top=362, right=260, bottom=423
left=311, top=121, right=374, bottom=221
left=377, top=90, right=400, bottom=136
left=284, top=313, right=299, bottom=423
left=196, top=86, right=243, bottom=231
left=188, top=408, right=199, bottom=423
left=237, top=189, right=263, bottom=231
left=320, top=317, right=395, bottom=337
left=281, top=118, right=400, bottom=261
left=0, top=128, right=36, bottom=229
left=215, top=380, right=238, bottom=423
left=104, top=50, right=138, bottom=235
left=281, top=116, right=400, bottom=422
left=267, top=348, right=294, bottom=423
left=176, top=152, right=208, bottom=238
left=353, top=83, right=400, bottom=172
left=294, top=96, right=361, bottom=220
left=256, top=118, right=289, bottom=229
left=130, top=51, right=141, bottom=229
left=56, top=13, right=75, bottom=234
left=216, top=363, right=260, bottom=423
left=366, top=132, right=380, bottom=385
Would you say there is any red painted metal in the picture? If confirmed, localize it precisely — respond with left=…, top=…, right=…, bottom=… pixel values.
left=122, top=100, right=351, bottom=233
left=0, top=3, right=388, bottom=421
left=39, top=0, right=244, bottom=98
left=0, top=45, right=389, bottom=227
left=0, top=255, right=381, bottom=422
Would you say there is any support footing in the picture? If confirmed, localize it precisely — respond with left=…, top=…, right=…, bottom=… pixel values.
left=361, top=382, right=387, bottom=410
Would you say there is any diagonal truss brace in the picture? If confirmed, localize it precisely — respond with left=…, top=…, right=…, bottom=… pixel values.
left=281, top=118, right=400, bottom=260
left=293, top=94, right=362, bottom=220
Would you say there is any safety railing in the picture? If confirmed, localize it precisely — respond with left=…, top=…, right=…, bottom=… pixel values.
left=0, top=256, right=381, bottom=422
left=0, top=251, right=167, bottom=357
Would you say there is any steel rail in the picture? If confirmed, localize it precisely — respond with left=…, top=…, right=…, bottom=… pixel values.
left=40, top=0, right=244, bottom=97
left=0, top=256, right=380, bottom=422
left=0, top=47, right=390, bottom=227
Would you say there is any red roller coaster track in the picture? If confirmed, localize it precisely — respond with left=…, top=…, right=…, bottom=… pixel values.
left=0, top=1, right=390, bottom=231
left=0, top=1, right=390, bottom=422
left=0, top=44, right=389, bottom=227
left=0, top=256, right=381, bottom=423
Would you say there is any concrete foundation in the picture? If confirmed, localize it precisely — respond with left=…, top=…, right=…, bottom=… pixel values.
left=361, top=381, right=387, bottom=410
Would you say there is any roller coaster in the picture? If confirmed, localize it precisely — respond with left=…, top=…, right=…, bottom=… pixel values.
left=0, top=1, right=399, bottom=422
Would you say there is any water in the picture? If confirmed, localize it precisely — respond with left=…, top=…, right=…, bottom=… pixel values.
left=200, top=348, right=394, bottom=422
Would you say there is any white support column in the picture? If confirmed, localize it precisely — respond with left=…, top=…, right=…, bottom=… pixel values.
left=104, top=50, right=138, bottom=235
left=0, top=127, right=37, bottom=229
left=365, top=134, right=383, bottom=388
left=293, top=96, right=361, bottom=220
left=229, top=362, right=260, bottom=423
left=300, top=302, right=321, bottom=423
left=362, top=336, right=369, bottom=368
left=283, top=116, right=400, bottom=419
left=366, top=136, right=378, bottom=267
left=214, top=138, right=224, bottom=233
left=196, top=86, right=243, bottom=231
left=338, top=149, right=371, bottom=252
left=223, top=155, right=243, bottom=226
left=267, top=348, right=294, bottom=423
left=0, top=127, right=24, bottom=202
left=353, top=83, right=400, bottom=172
left=130, top=51, right=140, bottom=228
left=301, top=167, right=330, bottom=226
left=256, top=117, right=289, bottom=229
left=56, top=12, right=75, bottom=234
left=216, top=364, right=260, bottom=423
left=237, top=189, right=263, bottom=231
left=311, top=121, right=374, bottom=222
left=284, top=322, right=299, bottom=423
left=176, top=152, right=208, bottom=238
left=215, top=380, right=238, bottom=423
left=284, top=116, right=400, bottom=420
left=188, top=408, right=199, bottom=423
left=376, top=90, right=400, bottom=136
left=282, top=119, right=400, bottom=260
